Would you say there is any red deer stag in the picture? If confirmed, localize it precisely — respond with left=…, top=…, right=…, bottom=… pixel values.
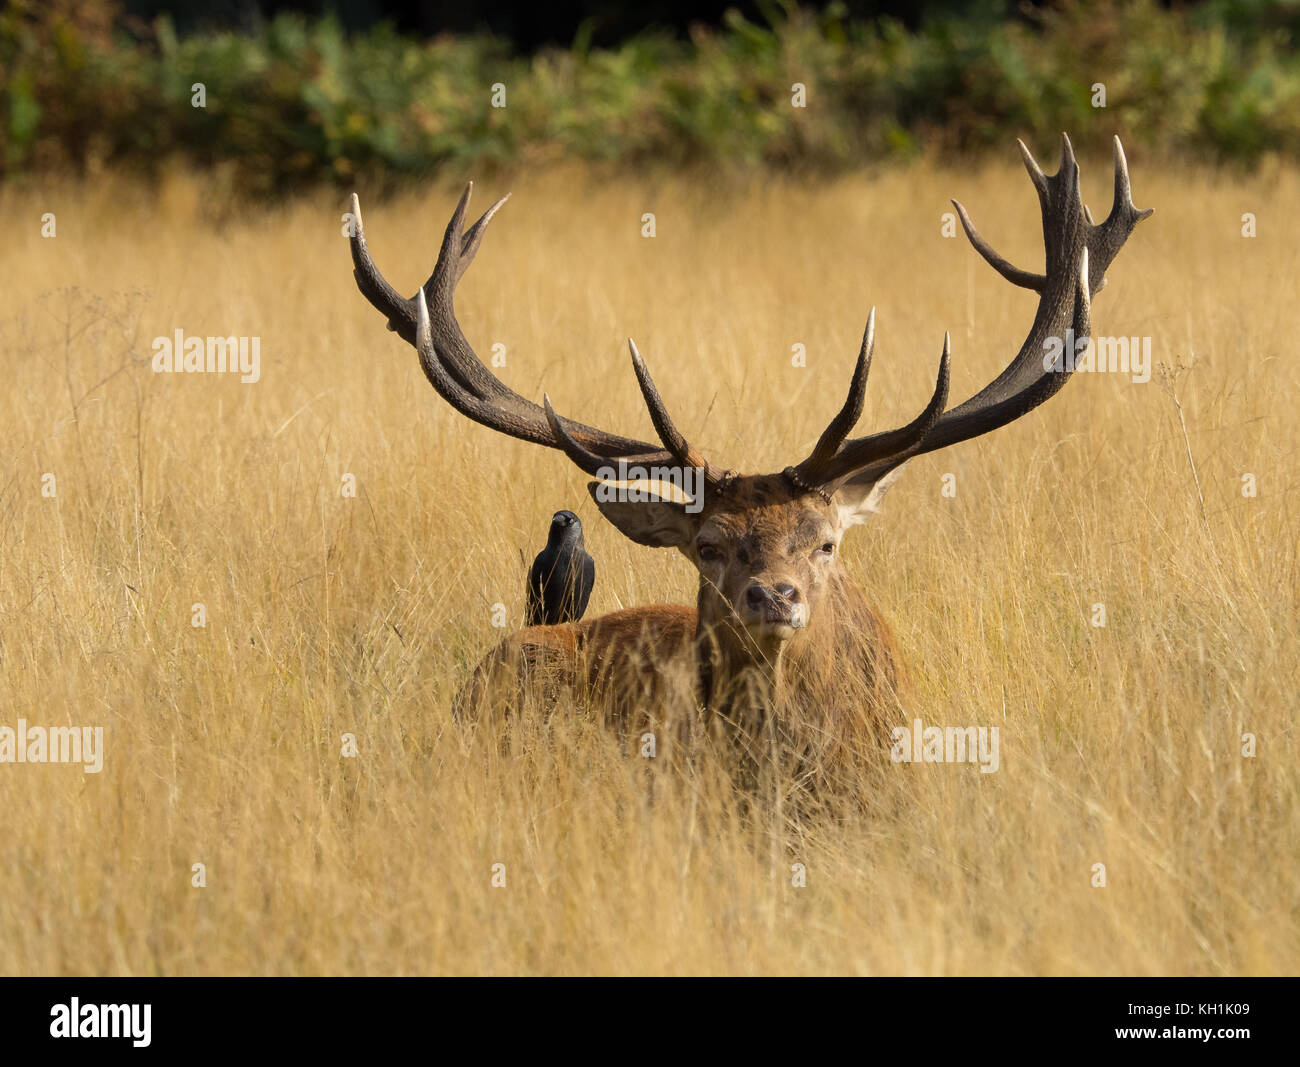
left=348, top=135, right=1150, bottom=776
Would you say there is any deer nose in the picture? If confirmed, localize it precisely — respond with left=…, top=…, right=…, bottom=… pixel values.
left=745, top=583, right=800, bottom=611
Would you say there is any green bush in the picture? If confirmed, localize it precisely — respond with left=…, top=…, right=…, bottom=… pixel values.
left=2, top=0, right=1296, bottom=194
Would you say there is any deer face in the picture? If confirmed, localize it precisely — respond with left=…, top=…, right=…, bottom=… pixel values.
left=692, top=499, right=832, bottom=642
left=588, top=468, right=906, bottom=653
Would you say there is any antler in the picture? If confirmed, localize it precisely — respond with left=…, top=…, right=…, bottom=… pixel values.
left=789, top=135, right=1151, bottom=491
left=349, top=185, right=729, bottom=484
left=353, top=136, right=1149, bottom=507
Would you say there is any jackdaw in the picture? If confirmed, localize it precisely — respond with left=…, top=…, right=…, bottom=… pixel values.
left=526, top=510, right=595, bottom=626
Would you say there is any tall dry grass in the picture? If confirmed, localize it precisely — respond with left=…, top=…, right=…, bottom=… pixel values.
left=0, top=150, right=1296, bottom=975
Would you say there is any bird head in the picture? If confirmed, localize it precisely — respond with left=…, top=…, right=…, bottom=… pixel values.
left=547, top=510, right=583, bottom=545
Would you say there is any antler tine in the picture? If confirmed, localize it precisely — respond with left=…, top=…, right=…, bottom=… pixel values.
left=457, top=196, right=510, bottom=279
left=1017, top=138, right=1050, bottom=202
left=428, top=183, right=470, bottom=301
left=1109, top=136, right=1151, bottom=224
left=350, top=193, right=417, bottom=338
left=541, top=395, right=619, bottom=477
left=1088, top=136, right=1154, bottom=293
left=1056, top=132, right=1083, bottom=216
left=788, top=311, right=875, bottom=485
left=1059, top=132, right=1078, bottom=174
left=948, top=133, right=1081, bottom=295
left=627, top=340, right=721, bottom=483
left=951, top=200, right=1045, bottom=292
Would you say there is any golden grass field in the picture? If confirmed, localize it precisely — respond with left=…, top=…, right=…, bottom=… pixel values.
left=1, top=148, right=1296, bottom=975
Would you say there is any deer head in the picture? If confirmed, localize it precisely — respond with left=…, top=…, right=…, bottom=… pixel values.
left=348, top=135, right=1150, bottom=679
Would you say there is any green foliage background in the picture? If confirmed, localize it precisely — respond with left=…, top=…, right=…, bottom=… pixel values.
left=3, top=0, right=1298, bottom=193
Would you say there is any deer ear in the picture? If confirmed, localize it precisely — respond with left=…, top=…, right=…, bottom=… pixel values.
left=831, top=463, right=909, bottom=528
left=586, top=481, right=699, bottom=547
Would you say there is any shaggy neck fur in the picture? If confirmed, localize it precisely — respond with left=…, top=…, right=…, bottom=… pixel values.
left=694, top=573, right=857, bottom=724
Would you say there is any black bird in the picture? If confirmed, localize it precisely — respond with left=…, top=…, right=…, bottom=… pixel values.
left=526, top=510, right=596, bottom=626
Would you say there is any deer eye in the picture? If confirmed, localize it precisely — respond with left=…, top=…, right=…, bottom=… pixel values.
left=816, top=542, right=835, bottom=557
left=698, top=543, right=723, bottom=563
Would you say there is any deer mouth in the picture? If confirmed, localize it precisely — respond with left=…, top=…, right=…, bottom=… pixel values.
left=749, top=621, right=800, bottom=641
left=740, top=607, right=807, bottom=641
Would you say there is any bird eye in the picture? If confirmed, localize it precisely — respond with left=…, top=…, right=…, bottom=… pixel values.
left=698, top=543, right=722, bottom=562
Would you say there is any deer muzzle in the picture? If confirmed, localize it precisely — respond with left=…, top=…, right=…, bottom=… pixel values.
left=740, top=582, right=807, bottom=638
